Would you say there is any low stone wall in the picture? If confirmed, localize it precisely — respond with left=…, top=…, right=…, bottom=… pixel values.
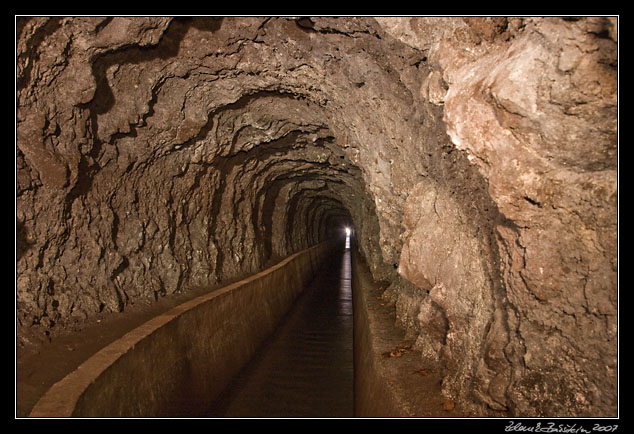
left=352, top=248, right=452, bottom=417
left=29, top=241, right=332, bottom=417
left=353, top=249, right=403, bottom=417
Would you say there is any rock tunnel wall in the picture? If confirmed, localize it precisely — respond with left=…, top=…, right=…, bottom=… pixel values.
left=16, top=17, right=617, bottom=417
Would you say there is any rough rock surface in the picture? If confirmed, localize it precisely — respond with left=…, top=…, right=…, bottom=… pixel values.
left=16, top=17, right=617, bottom=417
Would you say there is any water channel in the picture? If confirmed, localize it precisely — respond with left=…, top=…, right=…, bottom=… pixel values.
left=207, top=237, right=354, bottom=418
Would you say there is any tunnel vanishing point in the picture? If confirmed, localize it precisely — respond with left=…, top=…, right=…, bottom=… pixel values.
left=16, top=16, right=618, bottom=418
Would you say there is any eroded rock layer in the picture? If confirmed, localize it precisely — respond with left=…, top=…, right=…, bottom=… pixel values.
left=16, top=16, right=617, bottom=417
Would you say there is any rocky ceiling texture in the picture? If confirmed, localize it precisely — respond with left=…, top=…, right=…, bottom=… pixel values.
left=16, top=17, right=617, bottom=417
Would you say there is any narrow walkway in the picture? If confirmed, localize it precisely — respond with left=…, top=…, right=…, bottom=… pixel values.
left=208, top=243, right=354, bottom=418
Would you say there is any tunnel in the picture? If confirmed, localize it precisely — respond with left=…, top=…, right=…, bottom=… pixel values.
left=16, top=16, right=618, bottom=419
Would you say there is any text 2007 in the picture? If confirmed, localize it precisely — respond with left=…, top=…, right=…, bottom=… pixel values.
left=592, top=425, right=618, bottom=433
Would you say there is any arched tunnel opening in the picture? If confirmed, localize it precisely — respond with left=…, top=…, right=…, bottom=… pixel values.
left=16, top=16, right=618, bottom=419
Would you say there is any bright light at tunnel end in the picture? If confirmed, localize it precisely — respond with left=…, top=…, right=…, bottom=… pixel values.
left=344, top=227, right=351, bottom=249
left=345, top=227, right=351, bottom=236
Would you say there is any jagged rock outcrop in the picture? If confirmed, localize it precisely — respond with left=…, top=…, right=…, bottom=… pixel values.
left=379, top=16, right=617, bottom=417
left=16, top=16, right=617, bottom=417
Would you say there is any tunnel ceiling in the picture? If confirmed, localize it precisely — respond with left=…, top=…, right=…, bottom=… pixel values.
left=18, top=17, right=385, bottom=302
left=17, top=16, right=618, bottom=417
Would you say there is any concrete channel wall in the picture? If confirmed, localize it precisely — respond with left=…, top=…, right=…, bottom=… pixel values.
left=29, top=241, right=333, bottom=418
left=352, top=249, right=405, bottom=417
left=353, top=248, right=439, bottom=417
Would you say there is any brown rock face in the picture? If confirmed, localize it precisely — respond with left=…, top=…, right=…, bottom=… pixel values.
left=16, top=16, right=617, bottom=417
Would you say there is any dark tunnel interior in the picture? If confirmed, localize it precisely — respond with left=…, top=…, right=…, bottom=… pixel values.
left=16, top=16, right=618, bottom=418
